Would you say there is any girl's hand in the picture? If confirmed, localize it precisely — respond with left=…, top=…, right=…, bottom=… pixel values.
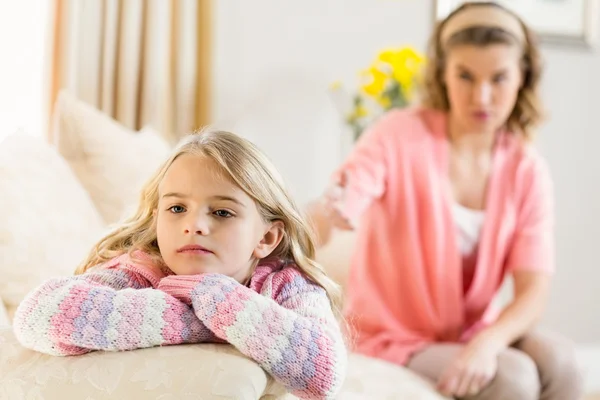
left=437, top=334, right=505, bottom=397
left=157, top=274, right=204, bottom=305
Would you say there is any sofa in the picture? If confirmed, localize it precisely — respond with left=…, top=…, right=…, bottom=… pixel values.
left=0, top=91, right=450, bottom=399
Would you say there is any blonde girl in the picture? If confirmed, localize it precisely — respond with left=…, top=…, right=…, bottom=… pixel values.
left=14, top=129, right=347, bottom=400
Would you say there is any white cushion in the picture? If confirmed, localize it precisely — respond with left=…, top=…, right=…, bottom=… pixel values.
left=52, top=90, right=172, bottom=224
left=0, top=132, right=105, bottom=319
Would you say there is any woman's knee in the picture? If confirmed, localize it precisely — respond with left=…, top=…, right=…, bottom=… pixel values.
left=477, top=349, right=540, bottom=400
left=544, top=337, right=582, bottom=386
left=517, top=331, right=584, bottom=397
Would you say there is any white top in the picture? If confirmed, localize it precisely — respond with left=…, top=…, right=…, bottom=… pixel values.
left=452, top=202, right=485, bottom=256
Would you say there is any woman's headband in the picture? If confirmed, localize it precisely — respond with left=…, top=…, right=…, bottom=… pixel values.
left=440, top=4, right=526, bottom=46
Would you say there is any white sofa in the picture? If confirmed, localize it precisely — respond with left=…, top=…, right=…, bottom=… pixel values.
left=0, top=302, right=8, bottom=329
left=0, top=91, right=449, bottom=399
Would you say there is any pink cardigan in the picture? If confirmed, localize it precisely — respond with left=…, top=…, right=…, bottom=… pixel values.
left=336, top=107, right=555, bottom=366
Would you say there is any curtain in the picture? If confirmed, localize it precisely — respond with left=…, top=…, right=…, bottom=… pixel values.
left=46, top=0, right=212, bottom=144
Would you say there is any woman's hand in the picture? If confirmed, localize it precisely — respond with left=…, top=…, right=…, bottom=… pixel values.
left=306, top=173, right=354, bottom=248
left=322, top=172, right=354, bottom=231
left=437, top=333, right=505, bottom=397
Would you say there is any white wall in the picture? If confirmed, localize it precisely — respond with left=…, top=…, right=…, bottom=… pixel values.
left=213, top=0, right=600, bottom=344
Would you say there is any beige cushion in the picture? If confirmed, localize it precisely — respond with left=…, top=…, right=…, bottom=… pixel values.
left=0, top=328, right=280, bottom=399
left=0, top=326, right=449, bottom=400
left=0, top=301, right=9, bottom=328
left=308, top=199, right=358, bottom=294
left=315, top=229, right=356, bottom=294
left=0, top=132, right=105, bottom=319
left=52, top=90, right=172, bottom=224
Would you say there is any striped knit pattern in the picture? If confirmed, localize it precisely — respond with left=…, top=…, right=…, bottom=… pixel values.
left=12, top=254, right=347, bottom=400
left=13, top=254, right=214, bottom=356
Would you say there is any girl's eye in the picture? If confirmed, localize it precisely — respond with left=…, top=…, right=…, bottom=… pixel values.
left=214, top=209, right=233, bottom=218
left=459, top=73, right=472, bottom=81
left=168, top=205, right=186, bottom=214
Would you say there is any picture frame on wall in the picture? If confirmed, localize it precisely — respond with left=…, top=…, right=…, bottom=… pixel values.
left=435, top=0, right=599, bottom=48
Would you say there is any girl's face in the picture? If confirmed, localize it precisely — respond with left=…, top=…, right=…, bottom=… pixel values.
left=155, top=154, right=283, bottom=281
left=443, top=43, right=523, bottom=135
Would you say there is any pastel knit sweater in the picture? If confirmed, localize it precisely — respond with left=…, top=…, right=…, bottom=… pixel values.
left=12, top=252, right=347, bottom=399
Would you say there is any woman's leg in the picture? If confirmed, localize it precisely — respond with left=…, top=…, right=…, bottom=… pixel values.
left=512, top=330, right=584, bottom=400
left=407, top=343, right=541, bottom=400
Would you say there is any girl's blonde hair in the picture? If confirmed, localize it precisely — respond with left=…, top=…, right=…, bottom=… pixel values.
left=77, top=129, right=343, bottom=312
left=421, top=1, right=545, bottom=140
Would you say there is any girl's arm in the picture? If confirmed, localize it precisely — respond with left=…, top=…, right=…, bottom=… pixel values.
left=13, top=258, right=214, bottom=356
left=158, top=269, right=347, bottom=400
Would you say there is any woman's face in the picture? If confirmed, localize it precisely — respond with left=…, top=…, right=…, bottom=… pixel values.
left=443, top=43, right=523, bottom=134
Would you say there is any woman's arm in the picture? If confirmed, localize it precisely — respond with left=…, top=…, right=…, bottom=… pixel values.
left=309, top=111, right=399, bottom=248
left=159, top=269, right=347, bottom=400
left=437, top=158, right=556, bottom=396
left=13, top=262, right=214, bottom=356
left=475, top=271, right=551, bottom=347
left=476, top=158, right=555, bottom=346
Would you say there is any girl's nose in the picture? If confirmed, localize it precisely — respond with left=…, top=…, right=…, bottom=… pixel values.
left=184, top=214, right=209, bottom=235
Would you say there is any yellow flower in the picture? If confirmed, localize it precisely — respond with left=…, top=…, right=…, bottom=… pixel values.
left=376, top=96, right=392, bottom=108
left=333, top=44, right=425, bottom=137
left=377, top=46, right=425, bottom=99
left=377, top=48, right=398, bottom=65
left=355, top=105, right=369, bottom=117
left=360, top=66, right=388, bottom=97
left=329, top=80, right=343, bottom=90
left=347, top=104, right=369, bottom=122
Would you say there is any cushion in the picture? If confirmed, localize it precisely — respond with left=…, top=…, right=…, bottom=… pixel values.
left=340, top=353, right=450, bottom=399
left=52, top=90, right=172, bottom=224
left=315, top=229, right=356, bottom=294
left=0, top=301, right=9, bottom=328
left=0, top=132, right=105, bottom=319
left=0, top=328, right=273, bottom=399
left=0, top=327, right=450, bottom=400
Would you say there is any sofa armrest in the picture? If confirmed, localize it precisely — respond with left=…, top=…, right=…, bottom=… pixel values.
left=0, top=328, right=278, bottom=399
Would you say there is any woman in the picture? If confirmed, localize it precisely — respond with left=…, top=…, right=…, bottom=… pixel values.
left=311, top=2, right=583, bottom=399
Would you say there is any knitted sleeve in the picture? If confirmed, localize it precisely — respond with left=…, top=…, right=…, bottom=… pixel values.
left=12, top=263, right=214, bottom=356
left=159, top=268, right=347, bottom=400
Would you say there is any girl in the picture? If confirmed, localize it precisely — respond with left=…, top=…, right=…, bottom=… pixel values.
left=311, top=2, right=582, bottom=400
left=13, top=130, right=347, bottom=400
